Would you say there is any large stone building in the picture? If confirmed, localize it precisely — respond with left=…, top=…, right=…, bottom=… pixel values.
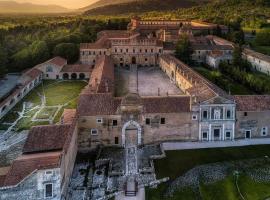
left=1, top=18, right=270, bottom=199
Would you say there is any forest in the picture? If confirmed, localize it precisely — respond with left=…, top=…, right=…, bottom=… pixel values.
left=0, top=15, right=129, bottom=77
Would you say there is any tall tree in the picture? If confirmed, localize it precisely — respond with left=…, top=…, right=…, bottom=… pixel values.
left=175, top=34, right=192, bottom=64
left=53, top=43, right=79, bottom=63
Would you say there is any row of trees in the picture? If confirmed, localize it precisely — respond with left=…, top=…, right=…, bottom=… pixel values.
left=219, top=47, right=270, bottom=94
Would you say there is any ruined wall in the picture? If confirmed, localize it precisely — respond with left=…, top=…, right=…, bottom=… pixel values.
left=0, top=169, right=61, bottom=200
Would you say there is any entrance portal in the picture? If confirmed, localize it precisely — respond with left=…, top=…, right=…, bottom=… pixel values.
left=132, top=57, right=136, bottom=65
left=122, top=120, right=142, bottom=147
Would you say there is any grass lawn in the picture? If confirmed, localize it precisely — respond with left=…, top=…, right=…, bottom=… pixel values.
left=35, top=106, right=58, bottom=120
left=0, top=80, right=87, bottom=130
left=193, top=67, right=254, bottom=95
left=146, top=145, right=270, bottom=200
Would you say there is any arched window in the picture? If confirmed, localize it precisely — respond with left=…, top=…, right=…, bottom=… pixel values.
left=63, top=73, right=69, bottom=80
left=79, top=73, right=85, bottom=79
left=46, top=66, right=53, bottom=72
left=214, top=109, right=221, bottom=120
left=71, top=73, right=77, bottom=79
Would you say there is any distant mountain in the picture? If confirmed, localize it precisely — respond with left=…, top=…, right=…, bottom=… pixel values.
left=0, top=1, right=71, bottom=13
left=84, top=0, right=210, bottom=15
left=79, top=0, right=138, bottom=12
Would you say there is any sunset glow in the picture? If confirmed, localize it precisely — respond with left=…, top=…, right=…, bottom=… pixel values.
left=0, top=0, right=98, bottom=9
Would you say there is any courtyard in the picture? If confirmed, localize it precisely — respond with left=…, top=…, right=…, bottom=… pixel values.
left=0, top=80, right=87, bottom=167
left=146, top=145, right=270, bottom=200
left=115, top=66, right=183, bottom=97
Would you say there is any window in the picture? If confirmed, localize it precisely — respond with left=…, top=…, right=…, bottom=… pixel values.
left=226, top=110, right=231, bottom=119
left=112, top=120, right=118, bottom=126
left=45, top=183, right=53, bottom=198
left=244, top=112, right=248, bottom=116
left=46, top=74, right=49, bottom=78
left=45, top=170, right=53, bottom=175
left=192, top=115, right=197, bottom=120
left=261, top=127, right=268, bottom=136
left=214, top=109, right=221, bottom=120
left=160, top=118, right=166, bottom=124
left=145, top=58, right=148, bottom=62
left=202, top=131, right=208, bottom=140
left=96, top=118, right=103, bottom=124
left=226, top=131, right=231, bottom=140
left=91, top=129, right=98, bottom=135
left=145, top=118, right=150, bottom=125
left=46, top=66, right=53, bottom=72
left=203, top=110, right=208, bottom=119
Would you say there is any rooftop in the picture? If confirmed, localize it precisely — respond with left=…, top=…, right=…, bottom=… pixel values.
left=23, top=124, right=71, bottom=154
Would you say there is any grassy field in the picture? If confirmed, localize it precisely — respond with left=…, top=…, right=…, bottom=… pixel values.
left=193, top=67, right=254, bottom=95
left=146, top=145, right=270, bottom=200
left=0, top=80, right=87, bottom=131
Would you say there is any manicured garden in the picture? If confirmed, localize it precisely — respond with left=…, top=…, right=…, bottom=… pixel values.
left=146, top=145, right=270, bottom=200
left=0, top=80, right=87, bottom=131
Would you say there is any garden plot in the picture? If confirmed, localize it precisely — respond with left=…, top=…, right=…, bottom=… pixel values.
left=0, top=80, right=87, bottom=131
left=32, top=106, right=61, bottom=123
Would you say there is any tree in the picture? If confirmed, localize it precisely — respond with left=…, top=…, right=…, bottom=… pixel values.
left=30, top=41, right=50, bottom=65
left=175, top=34, right=192, bottom=64
left=0, top=46, right=7, bottom=78
left=53, top=43, right=79, bottom=63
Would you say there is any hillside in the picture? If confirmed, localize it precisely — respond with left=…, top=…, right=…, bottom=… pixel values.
left=84, top=0, right=210, bottom=15
left=0, top=1, right=71, bottom=13
left=79, top=0, right=139, bottom=12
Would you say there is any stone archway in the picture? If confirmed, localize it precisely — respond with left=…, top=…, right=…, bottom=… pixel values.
left=132, top=57, right=136, bottom=65
left=122, top=120, right=142, bottom=148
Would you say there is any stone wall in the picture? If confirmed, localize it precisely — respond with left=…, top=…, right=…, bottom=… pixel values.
left=236, top=110, right=270, bottom=139
left=0, top=169, right=61, bottom=200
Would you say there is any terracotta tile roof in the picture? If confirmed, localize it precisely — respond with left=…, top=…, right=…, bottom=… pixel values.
left=23, top=124, right=71, bottom=154
left=86, top=55, right=114, bottom=93
left=0, top=152, right=61, bottom=187
left=78, top=93, right=120, bottom=116
left=0, top=68, right=42, bottom=108
left=60, top=64, right=92, bottom=73
left=46, top=56, right=67, bottom=66
left=243, top=48, right=270, bottom=63
left=60, top=109, right=77, bottom=124
left=142, top=96, right=191, bottom=113
left=234, top=95, right=270, bottom=111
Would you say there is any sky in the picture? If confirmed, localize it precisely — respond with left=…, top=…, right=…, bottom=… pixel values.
left=0, top=0, right=99, bottom=9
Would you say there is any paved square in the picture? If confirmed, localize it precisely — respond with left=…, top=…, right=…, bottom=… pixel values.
left=137, top=67, right=183, bottom=96
left=115, top=66, right=183, bottom=97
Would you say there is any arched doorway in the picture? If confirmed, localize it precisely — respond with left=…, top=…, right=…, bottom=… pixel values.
left=71, top=73, right=77, bottom=80
left=132, top=57, right=136, bottom=65
left=63, top=73, right=69, bottom=80
left=122, top=120, right=142, bottom=148
left=79, top=73, right=85, bottom=79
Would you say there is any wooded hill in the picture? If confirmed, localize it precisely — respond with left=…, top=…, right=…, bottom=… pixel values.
left=84, top=0, right=210, bottom=15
